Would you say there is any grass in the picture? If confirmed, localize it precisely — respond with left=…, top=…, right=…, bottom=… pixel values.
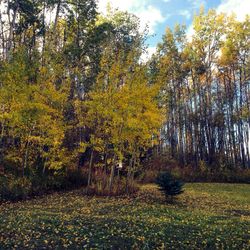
left=0, top=183, right=249, bottom=249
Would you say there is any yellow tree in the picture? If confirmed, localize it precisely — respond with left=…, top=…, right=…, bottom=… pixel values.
left=0, top=48, right=69, bottom=176
left=76, top=49, right=163, bottom=193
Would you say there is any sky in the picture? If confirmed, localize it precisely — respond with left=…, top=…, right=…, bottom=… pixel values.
left=98, top=0, right=250, bottom=58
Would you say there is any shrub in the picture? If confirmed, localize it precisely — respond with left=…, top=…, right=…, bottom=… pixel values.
left=138, top=170, right=158, bottom=184
left=156, top=172, right=184, bottom=201
left=9, top=178, right=32, bottom=200
left=0, top=177, right=32, bottom=201
left=66, top=169, right=88, bottom=188
left=0, top=169, right=90, bottom=202
left=0, top=176, right=8, bottom=201
left=85, top=175, right=139, bottom=196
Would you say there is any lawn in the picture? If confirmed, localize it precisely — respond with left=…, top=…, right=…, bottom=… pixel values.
left=0, top=183, right=249, bottom=249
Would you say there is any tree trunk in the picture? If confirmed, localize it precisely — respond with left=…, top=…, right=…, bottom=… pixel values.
left=109, top=155, right=117, bottom=194
left=87, top=149, right=94, bottom=187
left=22, top=141, right=30, bottom=178
left=126, top=156, right=134, bottom=194
left=6, top=2, right=18, bottom=60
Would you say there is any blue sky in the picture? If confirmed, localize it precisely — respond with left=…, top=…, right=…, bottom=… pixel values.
left=98, top=0, right=250, bottom=57
left=143, top=0, right=219, bottom=47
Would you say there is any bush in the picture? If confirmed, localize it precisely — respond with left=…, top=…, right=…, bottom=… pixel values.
left=0, top=168, right=90, bottom=202
left=9, top=178, right=32, bottom=200
left=0, top=176, right=8, bottom=201
left=138, top=170, right=158, bottom=184
left=30, top=175, right=65, bottom=194
left=85, top=175, right=139, bottom=196
left=0, top=177, right=32, bottom=201
left=30, top=170, right=88, bottom=195
left=156, top=172, right=184, bottom=201
left=66, top=169, right=88, bottom=188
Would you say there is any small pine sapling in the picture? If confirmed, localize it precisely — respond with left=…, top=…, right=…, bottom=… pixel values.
left=156, top=172, right=184, bottom=202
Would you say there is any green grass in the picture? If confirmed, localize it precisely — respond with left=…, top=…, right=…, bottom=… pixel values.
left=0, top=183, right=249, bottom=249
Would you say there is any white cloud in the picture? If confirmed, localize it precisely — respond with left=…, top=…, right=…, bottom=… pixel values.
left=216, top=0, right=250, bottom=21
left=140, top=46, right=157, bottom=62
left=186, top=0, right=250, bottom=42
left=136, top=5, right=165, bottom=34
left=98, top=0, right=142, bottom=13
left=186, top=25, right=194, bottom=42
left=179, top=10, right=191, bottom=19
left=188, top=0, right=206, bottom=9
left=98, top=0, right=166, bottom=34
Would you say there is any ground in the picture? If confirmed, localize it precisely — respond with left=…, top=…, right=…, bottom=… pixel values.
left=0, top=183, right=249, bottom=249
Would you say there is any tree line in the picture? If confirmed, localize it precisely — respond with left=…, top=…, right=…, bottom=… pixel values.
left=0, top=0, right=163, bottom=194
left=152, top=9, right=250, bottom=170
left=0, top=0, right=249, bottom=197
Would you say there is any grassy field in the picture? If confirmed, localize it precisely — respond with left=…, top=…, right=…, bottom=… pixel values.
left=0, top=183, right=249, bottom=249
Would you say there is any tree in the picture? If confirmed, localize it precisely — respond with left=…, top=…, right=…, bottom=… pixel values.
left=0, top=47, right=68, bottom=176
left=153, top=9, right=249, bottom=171
left=156, top=172, right=184, bottom=201
left=75, top=48, right=163, bottom=192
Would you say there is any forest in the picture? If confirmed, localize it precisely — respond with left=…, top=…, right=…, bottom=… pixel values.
left=0, top=0, right=249, bottom=200
left=0, top=0, right=249, bottom=249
